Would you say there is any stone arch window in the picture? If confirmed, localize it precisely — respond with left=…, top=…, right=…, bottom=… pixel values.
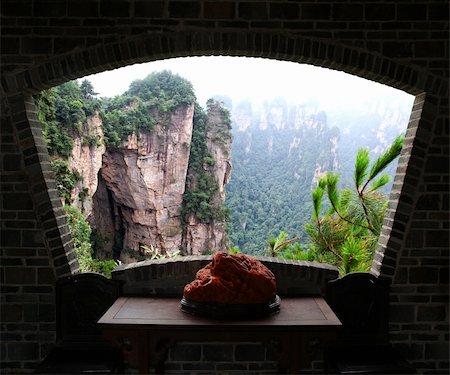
left=4, top=31, right=437, bottom=283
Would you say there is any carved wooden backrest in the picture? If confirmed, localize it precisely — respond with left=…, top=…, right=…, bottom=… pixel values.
left=56, top=273, right=122, bottom=345
left=325, top=272, right=390, bottom=343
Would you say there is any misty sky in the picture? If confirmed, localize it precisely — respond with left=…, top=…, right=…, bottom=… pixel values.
left=80, top=56, right=414, bottom=111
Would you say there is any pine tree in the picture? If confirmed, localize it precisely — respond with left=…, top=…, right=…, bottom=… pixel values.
left=304, top=135, right=404, bottom=274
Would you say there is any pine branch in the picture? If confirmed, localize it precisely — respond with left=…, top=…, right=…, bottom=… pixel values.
left=369, top=174, right=391, bottom=192
left=325, top=172, right=374, bottom=233
left=273, top=236, right=300, bottom=253
left=316, top=218, right=343, bottom=261
left=362, top=134, right=404, bottom=192
left=354, top=148, right=370, bottom=191
left=357, top=194, right=376, bottom=234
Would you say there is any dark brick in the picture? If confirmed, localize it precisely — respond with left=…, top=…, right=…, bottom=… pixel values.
left=235, top=343, right=265, bottom=361
left=23, top=303, right=55, bottom=323
left=0, top=258, right=24, bottom=266
left=54, top=37, right=85, bottom=54
left=440, top=268, right=449, bottom=284
left=365, top=4, right=396, bottom=21
left=410, top=267, right=439, bottom=284
left=428, top=3, right=449, bottom=21
left=1, top=0, right=32, bottom=16
left=416, top=41, right=447, bottom=58
left=390, top=304, right=415, bottom=322
left=134, top=1, right=164, bottom=18
left=183, top=362, right=216, bottom=371
left=416, top=194, right=441, bottom=210
left=68, top=0, right=99, bottom=17
left=0, top=229, right=21, bottom=247
left=169, top=2, right=200, bottom=18
left=204, top=2, right=235, bottom=20
left=21, top=37, right=52, bottom=54
left=21, top=230, right=45, bottom=247
left=425, top=230, right=450, bottom=247
left=394, top=267, right=408, bottom=284
left=301, top=4, right=330, bottom=20
left=1, top=304, right=23, bottom=322
left=216, top=363, right=248, bottom=371
left=333, top=4, right=363, bottom=21
left=417, top=306, right=446, bottom=322
left=26, top=258, right=50, bottom=267
left=1, top=37, right=20, bottom=55
left=383, top=41, right=413, bottom=58
left=22, top=286, right=53, bottom=294
left=203, top=343, right=233, bottom=361
left=270, top=3, right=299, bottom=20
left=425, top=157, right=450, bottom=174
left=5, top=267, right=36, bottom=284
left=5, top=294, right=38, bottom=303
left=170, top=343, right=201, bottom=361
left=8, top=342, right=39, bottom=360
left=239, top=2, right=268, bottom=20
left=38, top=268, right=55, bottom=284
left=3, top=193, right=33, bottom=210
left=33, top=0, right=67, bottom=17
left=100, top=1, right=130, bottom=17
left=397, top=4, right=427, bottom=21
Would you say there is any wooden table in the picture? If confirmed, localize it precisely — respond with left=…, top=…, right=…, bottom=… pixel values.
left=98, top=296, right=341, bottom=374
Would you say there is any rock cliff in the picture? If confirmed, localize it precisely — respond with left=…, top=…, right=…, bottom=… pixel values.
left=77, top=102, right=232, bottom=262
left=91, top=105, right=194, bottom=260
left=68, top=111, right=105, bottom=214
left=182, top=100, right=232, bottom=255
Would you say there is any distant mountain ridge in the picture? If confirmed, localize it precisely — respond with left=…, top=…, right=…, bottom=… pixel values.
left=224, top=96, right=413, bottom=255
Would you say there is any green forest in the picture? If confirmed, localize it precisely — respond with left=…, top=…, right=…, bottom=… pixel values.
left=35, top=71, right=407, bottom=276
left=226, top=100, right=339, bottom=255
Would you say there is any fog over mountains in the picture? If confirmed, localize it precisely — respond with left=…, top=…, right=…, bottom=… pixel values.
left=222, top=93, right=414, bottom=255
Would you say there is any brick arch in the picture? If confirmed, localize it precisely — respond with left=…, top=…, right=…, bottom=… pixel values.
left=4, top=31, right=433, bottom=96
left=6, top=30, right=438, bottom=280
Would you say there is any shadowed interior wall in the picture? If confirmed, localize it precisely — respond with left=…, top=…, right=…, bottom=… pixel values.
left=0, top=2, right=448, bottom=373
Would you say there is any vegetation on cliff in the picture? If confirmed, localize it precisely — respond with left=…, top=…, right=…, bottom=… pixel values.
left=181, top=100, right=231, bottom=225
left=36, top=71, right=225, bottom=267
left=64, top=205, right=117, bottom=277
left=34, top=80, right=100, bottom=158
left=101, top=70, right=196, bottom=146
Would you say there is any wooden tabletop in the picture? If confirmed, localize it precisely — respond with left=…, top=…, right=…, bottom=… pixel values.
left=98, top=296, right=341, bottom=329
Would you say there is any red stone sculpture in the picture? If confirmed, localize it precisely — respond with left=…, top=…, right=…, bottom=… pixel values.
left=183, top=252, right=277, bottom=304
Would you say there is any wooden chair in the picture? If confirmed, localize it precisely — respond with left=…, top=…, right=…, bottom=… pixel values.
left=324, top=272, right=415, bottom=374
left=35, top=273, right=123, bottom=374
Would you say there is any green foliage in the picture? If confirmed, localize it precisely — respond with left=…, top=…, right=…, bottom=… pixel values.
left=368, top=135, right=404, bottom=182
left=228, top=246, right=241, bottom=254
left=304, top=135, right=404, bottom=275
left=34, top=88, right=74, bottom=158
left=266, top=231, right=313, bottom=261
left=101, top=96, right=156, bottom=146
left=64, top=205, right=117, bottom=278
left=35, top=80, right=100, bottom=157
left=140, top=244, right=180, bottom=260
left=226, top=101, right=337, bottom=255
left=51, top=159, right=82, bottom=204
left=206, top=98, right=232, bottom=148
left=127, top=70, right=196, bottom=112
left=82, top=134, right=102, bottom=147
left=100, top=71, right=195, bottom=146
left=181, top=101, right=231, bottom=225
left=354, top=148, right=370, bottom=190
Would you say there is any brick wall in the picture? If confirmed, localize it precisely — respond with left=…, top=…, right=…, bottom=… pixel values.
left=1, top=1, right=448, bottom=373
